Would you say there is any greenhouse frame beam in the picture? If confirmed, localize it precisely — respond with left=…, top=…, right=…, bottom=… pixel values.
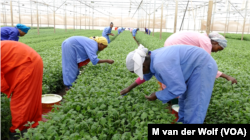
left=206, top=0, right=213, bottom=35
left=179, top=0, right=189, bottom=31
left=228, top=0, right=244, bottom=18
left=173, top=0, right=178, bottom=33
left=131, top=0, right=143, bottom=18
left=241, top=0, right=248, bottom=40
left=10, top=0, right=13, bottom=27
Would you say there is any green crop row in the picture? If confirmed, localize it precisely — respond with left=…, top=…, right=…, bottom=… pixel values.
left=19, top=31, right=177, bottom=140
left=19, top=29, right=117, bottom=94
left=1, top=94, right=12, bottom=140
left=1, top=29, right=118, bottom=139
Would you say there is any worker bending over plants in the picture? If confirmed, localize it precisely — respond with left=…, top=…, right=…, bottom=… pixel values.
left=1, top=41, right=43, bottom=139
left=123, top=44, right=218, bottom=124
left=1, top=23, right=31, bottom=41
left=61, top=36, right=114, bottom=91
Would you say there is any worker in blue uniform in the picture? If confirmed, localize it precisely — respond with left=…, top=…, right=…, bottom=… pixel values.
left=132, top=28, right=139, bottom=39
left=125, top=44, right=218, bottom=124
left=61, top=36, right=114, bottom=91
left=1, top=23, right=30, bottom=41
left=118, top=27, right=122, bottom=35
left=102, top=22, right=114, bottom=44
left=144, top=27, right=151, bottom=35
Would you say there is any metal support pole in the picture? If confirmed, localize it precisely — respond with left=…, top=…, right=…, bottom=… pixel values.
left=47, top=5, right=49, bottom=27
left=92, top=5, right=93, bottom=29
left=226, top=4, right=231, bottom=34
left=248, top=16, right=250, bottom=34
left=54, top=0, right=55, bottom=33
left=18, top=0, right=21, bottom=23
left=36, top=1, right=39, bottom=35
left=80, top=5, right=81, bottom=30
left=73, top=3, right=76, bottom=31
left=241, top=0, right=248, bottom=40
left=89, top=5, right=90, bottom=30
left=65, top=4, right=67, bottom=32
left=145, top=0, right=147, bottom=29
left=153, top=0, right=156, bottom=36
left=211, top=0, right=216, bottom=31
left=148, top=1, right=151, bottom=34
left=194, top=6, right=197, bottom=31
left=10, top=0, right=13, bottom=27
left=224, top=0, right=229, bottom=37
left=30, top=0, right=33, bottom=27
left=188, top=8, right=190, bottom=31
left=174, top=0, right=178, bottom=33
left=4, top=3, right=7, bottom=26
left=2, top=3, right=4, bottom=25
left=85, top=1, right=86, bottom=30
left=160, top=0, right=163, bottom=39
left=166, top=4, right=168, bottom=32
left=206, top=0, right=213, bottom=35
left=236, top=15, right=239, bottom=34
left=202, top=4, right=205, bottom=32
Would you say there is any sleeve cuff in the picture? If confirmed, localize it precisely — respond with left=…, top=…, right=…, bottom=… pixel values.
left=92, top=58, right=100, bottom=65
left=216, top=71, right=223, bottom=78
left=156, top=89, right=179, bottom=104
left=135, top=77, right=146, bottom=85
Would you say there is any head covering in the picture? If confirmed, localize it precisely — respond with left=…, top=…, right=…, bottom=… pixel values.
left=208, top=32, right=227, bottom=48
left=110, top=22, right=113, bottom=25
left=16, top=23, right=30, bottom=33
left=91, top=36, right=108, bottom=46
left=126, top=44, right=149, bottom=80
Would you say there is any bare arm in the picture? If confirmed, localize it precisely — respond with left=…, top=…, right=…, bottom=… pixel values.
left=98, top=59, right=114, bottom=64
left=220, top=73, right=237, bottom=84
left=120, top=82, right=139, bottom=95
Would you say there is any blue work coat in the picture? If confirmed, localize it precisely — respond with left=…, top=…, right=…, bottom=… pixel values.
left=144, top=45, right=218, bottom=124
left=1, top=27, right=20, bottom=41
left=61, top=36, right=99, bottom=87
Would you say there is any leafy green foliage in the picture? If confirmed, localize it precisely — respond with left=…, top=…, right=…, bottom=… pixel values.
left=20, top=31, right=175, bottom=139
left=1, top=94, right=11, bottom=140
left=12, top=29, right=250, bottom=140
left=19, top=29, right=117, bottom=94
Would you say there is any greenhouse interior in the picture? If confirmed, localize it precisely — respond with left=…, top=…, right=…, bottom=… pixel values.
left=1, top=0, right=250, bottom=139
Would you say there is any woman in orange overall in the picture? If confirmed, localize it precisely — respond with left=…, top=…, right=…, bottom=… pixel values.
left=1, top=41, right=43, bottom=139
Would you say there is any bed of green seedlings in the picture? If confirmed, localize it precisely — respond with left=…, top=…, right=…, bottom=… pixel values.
left=1, top=94, right=12, bottom=140
left=19, top=29, right=117, bottom=94
left=1, top=29, right=118, bottom=140
left=206, top=38, right=250, bottom=123
left=19, top=31, right=176, bottom=140
left=222, top=33, right=250, bottom=41
left=2, top=29, right=249, bottom=140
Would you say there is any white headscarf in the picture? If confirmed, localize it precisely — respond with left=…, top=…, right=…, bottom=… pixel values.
left=126, top=44, right=149, bottom=80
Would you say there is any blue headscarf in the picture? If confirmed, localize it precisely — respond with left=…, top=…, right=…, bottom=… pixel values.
left=16, top=24, right=30, bottom=33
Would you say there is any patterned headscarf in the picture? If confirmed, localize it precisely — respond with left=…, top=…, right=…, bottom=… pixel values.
left=208, top=32, right=227, bottom=48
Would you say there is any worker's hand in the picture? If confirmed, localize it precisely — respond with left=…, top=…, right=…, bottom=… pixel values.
left=111, top=33, right=114, bottom=36
left=120, top=88, right=130, bottom=95
left=145, top=92, right=157, bottom=101
left=107, top=59, right=114, bottom=64
left=227, top=76, right=237, bottom=84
